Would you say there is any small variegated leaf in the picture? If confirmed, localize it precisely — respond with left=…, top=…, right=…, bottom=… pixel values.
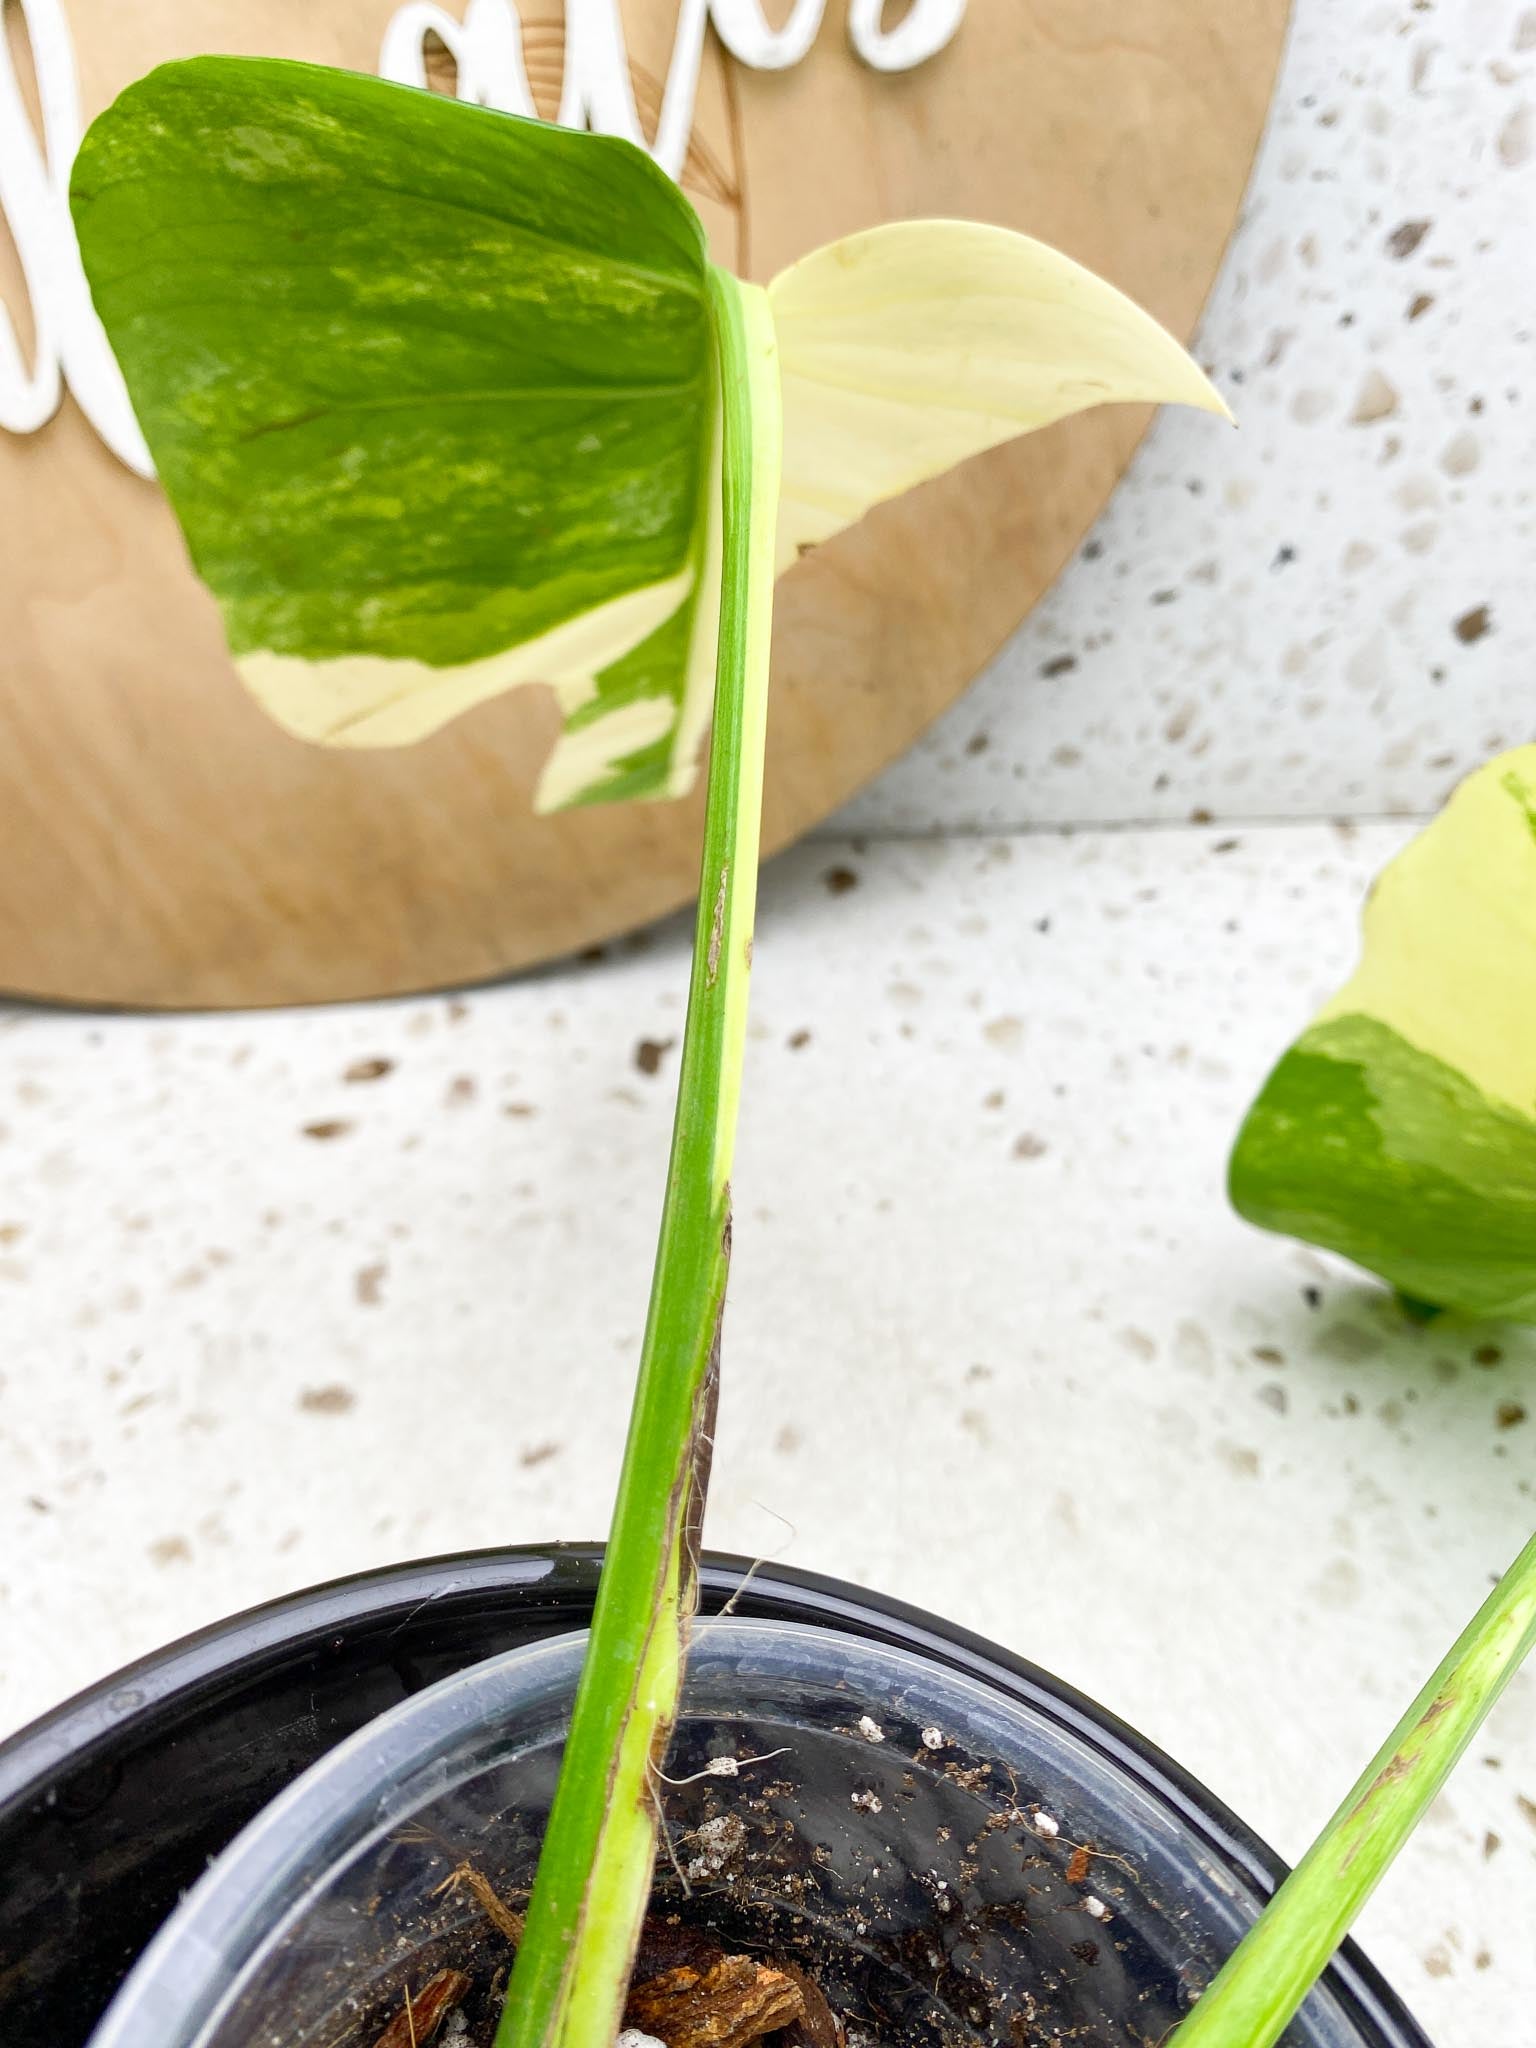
left=1230, top=746, right=1536, bottom=1323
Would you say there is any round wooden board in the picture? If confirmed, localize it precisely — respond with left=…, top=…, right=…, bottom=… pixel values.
left=0, top=0, right=1289, bottom=1009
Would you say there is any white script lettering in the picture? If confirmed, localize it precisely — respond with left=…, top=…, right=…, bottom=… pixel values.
left=1, top=0, right=968, bottom=472
left=0, top=0, right=150, bottom=472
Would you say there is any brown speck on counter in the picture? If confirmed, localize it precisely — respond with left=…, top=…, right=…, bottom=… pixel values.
left=1454, top=604, right=1492, bottom=644
left=822, top=865, right=859, bottom=896
left=299, top=1384, right=356, bottom=1416
left=445, top=1074, right=477, bottom=1106
left=344, top=1057, right=394, bottom=1083
left=1498, top=102, right=1534, bottom=167
left=519, top=1441, right=560, bottom=1468
left=149, top=1534, right=191, bottom=1567
left=1012, top=1133, right=1048, bottom=1160
left=635, top=1037, right=676, bottom=1077
left=1496, top=1401, right=1527, bottom=1430
left=301, top=1119, right=353, bottom=1141
left=1218, top=1441, right=1261, bottom=1478
left=786, top=1029, right=811, bottom=1051
left=1386, top=218, right=1431, bottom=258
left=1040, top=654, right=1076, bottom=678
left=355, top=1262, right=386, bottom=1306
left=1164, top=700, right=1197, bottom=742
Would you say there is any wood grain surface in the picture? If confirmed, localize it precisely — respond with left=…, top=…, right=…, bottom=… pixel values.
left=0, top=0, right=1290, bottom=1007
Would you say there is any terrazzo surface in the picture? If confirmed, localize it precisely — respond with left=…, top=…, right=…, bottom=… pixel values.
left=834, top=0, right=1536, bottom=836
left=3, top=824, right=1533, bottom=2046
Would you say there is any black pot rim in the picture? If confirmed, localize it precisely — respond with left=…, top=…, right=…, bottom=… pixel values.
left=0, top=1542, right=1431, bottom=2047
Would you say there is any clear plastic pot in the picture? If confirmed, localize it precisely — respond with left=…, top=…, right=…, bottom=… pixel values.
left=90, top=1615, right=1409, bottom=2048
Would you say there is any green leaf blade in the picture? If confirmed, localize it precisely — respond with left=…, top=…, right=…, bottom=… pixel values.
left=71, top=57, right=714, bottom=791
left=1230, top=746, right=1536, bottom=1323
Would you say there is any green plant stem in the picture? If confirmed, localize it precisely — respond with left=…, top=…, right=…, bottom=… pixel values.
left=1174, top=1528, right=1536, bottom=2048
left=495, top=266, right=781, bottom=2048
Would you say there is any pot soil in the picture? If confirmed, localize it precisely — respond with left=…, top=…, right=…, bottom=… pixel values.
left=0, top=1550, right=1428, bottom=2048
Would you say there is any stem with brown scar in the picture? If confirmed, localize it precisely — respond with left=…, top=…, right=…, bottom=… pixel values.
left=1172, top=1528, right=1536, bottom=2048
left=494, top=270, right=782, bottom=2048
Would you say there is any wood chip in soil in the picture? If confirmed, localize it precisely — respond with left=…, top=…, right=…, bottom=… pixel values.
left=369, top=1968, right=471, bottom=2048
left=624, top=1954, right=804, bottom=2048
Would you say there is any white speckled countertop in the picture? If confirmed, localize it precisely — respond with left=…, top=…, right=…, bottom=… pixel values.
left=839, top=0, right=1536, bottom=837
left=3, top=2, right=1534, bottom=2043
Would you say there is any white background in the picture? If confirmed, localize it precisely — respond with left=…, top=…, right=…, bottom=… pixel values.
left=2, top=3, right=1534, bottom=2043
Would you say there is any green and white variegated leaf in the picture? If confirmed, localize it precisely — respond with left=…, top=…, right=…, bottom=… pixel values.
left=70, top=56, right=717, bottom=812
left=72, top=62, right=1228, bottom=811
left=1230, top=746, right=1536, bottom=1323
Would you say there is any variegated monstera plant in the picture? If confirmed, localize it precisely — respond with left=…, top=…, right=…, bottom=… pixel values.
left=71, top=58, right=1218, bottom=813
left=71, top=55, right=1534, bottom=2048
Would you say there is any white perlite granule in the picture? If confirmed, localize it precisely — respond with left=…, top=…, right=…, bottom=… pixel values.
left=1032, top=1810, right=1060, bottom=1838
left=618, top=2032, right=668, bottom=2048
left=920, top=1726, right=945, bottom=1750
left=685, top=1811, right=746, bottom=1881
left=857, top=1714, right=886, bottom=1743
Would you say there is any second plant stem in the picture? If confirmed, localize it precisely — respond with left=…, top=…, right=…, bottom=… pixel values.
left=495, top=266, right=782, bottom=2048
left=1173, top=1527, right=1536, bottom=2048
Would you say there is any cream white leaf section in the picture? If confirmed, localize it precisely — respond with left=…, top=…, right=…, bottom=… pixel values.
left=766, top=219, right=1230, bottom=574
left=237, top=570, right=694, bottom=751
left=536, top=693, right=679, bottom=811
left=1314, top=744, right=1536, bottom=1116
